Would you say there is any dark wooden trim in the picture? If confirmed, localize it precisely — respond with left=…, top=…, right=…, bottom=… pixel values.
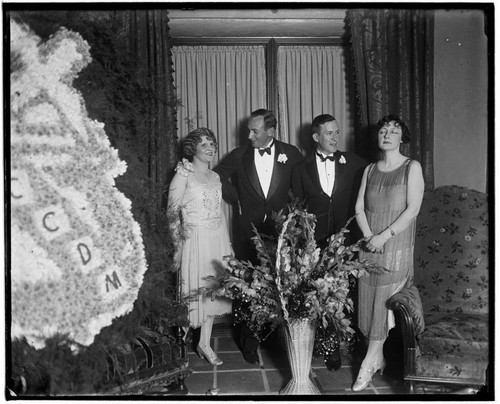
left=170, top=36, right=347, bottom=46
left=266, top=38, right=279, bottom=113
left=273, top=37, right=347, bottom=46
left=170, top=37, right=270, bottom=46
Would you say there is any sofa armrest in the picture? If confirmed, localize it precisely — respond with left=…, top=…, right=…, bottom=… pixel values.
left=388, top=291, right=415, bottom=351
left=388, top=286, right=425, bottom=337
left=388, top=286, right=425, bottom=378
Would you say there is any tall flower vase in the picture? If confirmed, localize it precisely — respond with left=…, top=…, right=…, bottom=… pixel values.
left=280, top=319, right=321, bottom=395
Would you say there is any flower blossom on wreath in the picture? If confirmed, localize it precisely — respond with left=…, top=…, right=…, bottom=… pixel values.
left=10, top=21, right=147, bottom=348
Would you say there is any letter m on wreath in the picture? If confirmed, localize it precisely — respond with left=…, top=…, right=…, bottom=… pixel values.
left=105, top=271, right=122, bottom=292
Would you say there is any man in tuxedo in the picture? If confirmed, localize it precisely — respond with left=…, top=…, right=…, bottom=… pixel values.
left=292, top=113, right=367, bottom=370
left=292, top=114, right=367, bottom=247
left=214, top=108, right=303, bottom=364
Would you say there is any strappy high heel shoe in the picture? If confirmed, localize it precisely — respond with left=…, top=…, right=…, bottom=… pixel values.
left=352, top=357, right=386, bottom=392
left=196, top=344, right=223, bottom=366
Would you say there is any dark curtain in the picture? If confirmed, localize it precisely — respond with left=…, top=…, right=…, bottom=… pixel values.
left=120, top=10, right=186, bottom=307
left=347, top=9, right=434, bottom=190
left=122, top=9, right=178, bottom=199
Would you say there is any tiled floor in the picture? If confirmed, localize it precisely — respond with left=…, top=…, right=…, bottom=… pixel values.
left=177, top=322, right=408, bottom=397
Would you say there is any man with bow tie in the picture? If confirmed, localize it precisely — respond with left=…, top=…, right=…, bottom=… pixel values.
left=214, top=108, right=303, bottom=364
left=292, top=114, right=367, bottom=248
left=292, top=114, right=367, bottom=371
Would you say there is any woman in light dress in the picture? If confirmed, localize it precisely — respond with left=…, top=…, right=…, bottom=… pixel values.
left=353, top=115, right=425, bottom=391
left=168, top=128, right=232, bottom=366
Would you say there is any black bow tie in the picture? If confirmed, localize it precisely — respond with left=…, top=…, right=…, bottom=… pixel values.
left=258, top=141, right=274, bottom=156
left=316, top=152, right=336, bottom=162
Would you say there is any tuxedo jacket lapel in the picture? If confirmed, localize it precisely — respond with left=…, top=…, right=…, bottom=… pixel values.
left=266, top=141, right=285, bottom=201
left=305, top=157, right=324, bottom=195
left=331, top=156, right=346, bottom=197
left=242, top=146, right=265, bottom=200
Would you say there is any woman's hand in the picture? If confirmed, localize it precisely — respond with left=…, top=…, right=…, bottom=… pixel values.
left=364, top=233, right=389, bottom=253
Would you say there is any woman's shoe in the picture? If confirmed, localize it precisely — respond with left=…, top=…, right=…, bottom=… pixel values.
left=196, top=344, right=223, bottom=366
left=352, top=358, right=386, bottom=392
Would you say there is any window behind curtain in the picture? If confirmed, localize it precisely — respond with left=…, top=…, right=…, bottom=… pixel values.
left=172, top=45, right=267, bottom=163
left=277, top=45, right=354, bottom=154
left=172, top=45, right=267, bottom=239
left=172, top=44, right=353, bottom=242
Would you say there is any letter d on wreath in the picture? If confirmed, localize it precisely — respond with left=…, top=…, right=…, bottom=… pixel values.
left=78, top=243, right=91, bottom=265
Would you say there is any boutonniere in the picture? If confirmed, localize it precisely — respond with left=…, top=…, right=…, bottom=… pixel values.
left=277, top=153, right=288, bottom=164
left=339, top=155, right=346, bottom=164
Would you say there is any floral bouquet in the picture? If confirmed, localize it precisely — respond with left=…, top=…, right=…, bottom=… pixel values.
left=201, top=200, right=388, bottom=358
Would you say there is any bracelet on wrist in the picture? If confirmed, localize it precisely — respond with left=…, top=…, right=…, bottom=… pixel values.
left=388, top=226, right=396, bottom=238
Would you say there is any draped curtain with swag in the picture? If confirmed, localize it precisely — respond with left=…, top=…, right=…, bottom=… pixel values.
left=347, top=9, right=434, bottom=189
left=278, top=46, right=354, bottom=155
left=172, top=45, right=267, bottom=237
left=122, top=10, right=178, bottom=197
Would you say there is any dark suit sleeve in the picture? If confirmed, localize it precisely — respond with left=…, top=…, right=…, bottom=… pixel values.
left=213, top=149, right=240, bottom=204
left=291, top=164, right=304, bottom=201
left=286, top=145, right=304, bottom=202
left=289, top=145, right=305, bottom=165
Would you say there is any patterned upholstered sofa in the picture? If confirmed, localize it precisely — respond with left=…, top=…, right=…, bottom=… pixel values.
left=389, top=185, right=489, bottom=394
left=104, top=327, right=190, bottom=395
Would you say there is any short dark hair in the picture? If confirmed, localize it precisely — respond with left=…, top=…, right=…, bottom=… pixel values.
left=376, top=115, right=411, bottom=143
left=311, top=114, right=336, bottom=135
left=182, top=128, right=217, bottom=160
left=250, top=109, right=277, bottom=130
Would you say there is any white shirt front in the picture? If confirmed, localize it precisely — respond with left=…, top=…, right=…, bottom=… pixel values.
left=254, top=141, right=275, bottom=198
left=316, top=151, right=335, bottom=196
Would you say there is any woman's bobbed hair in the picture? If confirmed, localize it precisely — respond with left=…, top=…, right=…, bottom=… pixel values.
left=182, top=128, right=217, bottom=161
left=376, top=115, right=411, bottom=144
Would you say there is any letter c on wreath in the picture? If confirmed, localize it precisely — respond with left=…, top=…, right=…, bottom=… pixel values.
left=43, top=212, right=59, bottom=232
left=11, top=177, right=22, bottom=199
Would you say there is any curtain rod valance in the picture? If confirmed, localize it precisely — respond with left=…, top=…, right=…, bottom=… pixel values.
left=172, top=45, right=265, bottom=52
left=278, top=45, right=344, bottom=52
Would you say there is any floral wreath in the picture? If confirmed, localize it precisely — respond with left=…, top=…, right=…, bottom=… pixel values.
left=10, top=21, right=148, bottom=348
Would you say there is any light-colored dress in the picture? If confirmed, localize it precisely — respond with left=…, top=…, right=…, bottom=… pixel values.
left=358, top=159, right=415, bottom=340
left=176, top=162, right=233, bottom=328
